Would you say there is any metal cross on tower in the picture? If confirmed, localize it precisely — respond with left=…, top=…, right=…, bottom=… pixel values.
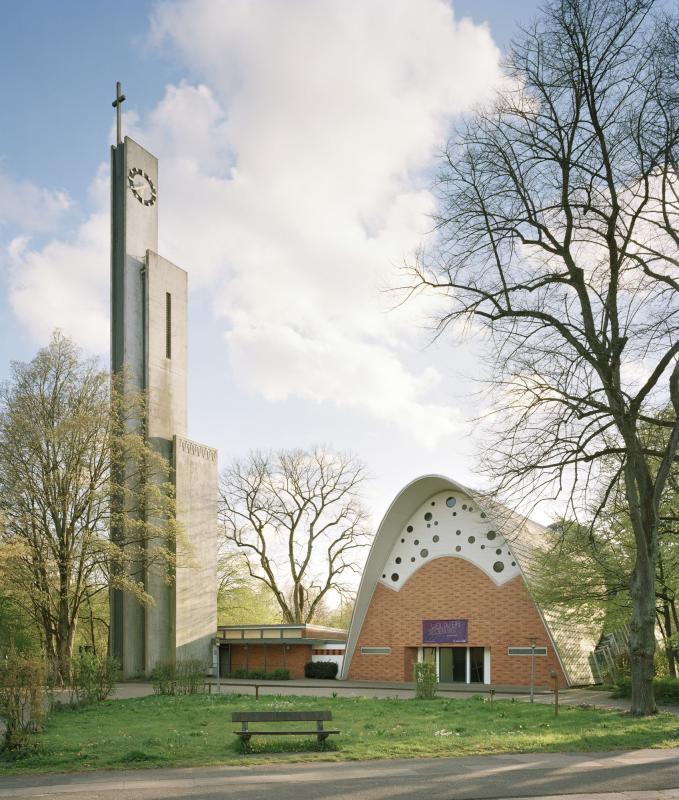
left=112, top=82, right=126, bottom=145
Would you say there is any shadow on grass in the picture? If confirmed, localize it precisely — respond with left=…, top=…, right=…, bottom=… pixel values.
left=237, top=737, right=340, bottom=756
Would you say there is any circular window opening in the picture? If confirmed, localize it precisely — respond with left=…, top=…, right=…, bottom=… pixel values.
left=493, top=562, right=504, bottom=573
left=511, top=561, right=516, bottom=566
left=446, top=497, right=456, bottom=507
left=455, top=545, right=462, bottom=552
left=433, top=535, right=440, bottom=543
left=480, top=512, right=487, bottom=519
left=469, top=507, right=474, bottom=512
left=496, top=549, right=502, bottom=555
left=462, top=504, right=467, bottom=510
left=411, top=557, right=416, bottom=562
left=382, top=574, right=385, bottom=578
left=420, top=548, right=429, bottom=558
left=487, top=531, right=496, bottom=540
left=430, top=501, right=436, bottom=506
left=424, top=512, right=433, bottom=521
left=391, top=573, right=399, bottom=582
left=395, top=557, right=402, bottom=564
left=401, top=538, right=405, bottom=543
left=414, top=539, right=419, bottom=545
left=480, top=544, right=485, bottom=549
left=468, top=536, right=475, bottom=543
left=456, top=529, right=461, bottom=535
left=427, top=524, right=431, bottom=528
left=407, top=525, right=413, bottom=533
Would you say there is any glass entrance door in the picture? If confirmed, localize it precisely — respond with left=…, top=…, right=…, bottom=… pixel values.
left=439, top=647, right=467, bottom=682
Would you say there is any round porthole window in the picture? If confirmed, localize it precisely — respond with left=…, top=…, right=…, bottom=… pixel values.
left=433, top=535, right=440, bottom=543
left=496, top=549, right=502, bottom=555
left=424, top=512, right=433, bottom=521
left=455, top=545, right=462, bottom=552
left=493, top=562, right=504, bottom=573
left=391, top=573, right=399, bottom=582
left=395, top=557, right=402, bottom=564
left=407, top=525, right=413, bottom=533
left=420, top=548, right=429, bottom=558
left=468, top=536, right=475, bottom=543
left=487, top=531, right=496, bottom=540
left=446, top=496, right=456, bottom=507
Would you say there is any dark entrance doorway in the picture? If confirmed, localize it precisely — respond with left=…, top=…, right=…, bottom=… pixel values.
left=470, top=647, right=484, bottom=683
left=218, top=645, right=230, bottom=677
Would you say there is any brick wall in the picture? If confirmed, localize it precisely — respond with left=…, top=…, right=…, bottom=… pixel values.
left=348, top=556, right=567, bottom=688
left=228, top=643, right=312, bottom=679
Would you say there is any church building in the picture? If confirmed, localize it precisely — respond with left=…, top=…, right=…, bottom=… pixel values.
left=341, top=475, right=598, bottom=687
left=109, top=85, right=218, bottom=678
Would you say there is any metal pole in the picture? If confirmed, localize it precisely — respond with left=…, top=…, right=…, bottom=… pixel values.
left=551, top=670, right=559, bottom=716
left=216, top=641, right=221, bottom=695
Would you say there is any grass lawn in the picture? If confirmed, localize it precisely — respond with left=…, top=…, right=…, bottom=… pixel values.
left=1, top=692, right=678, bottom=775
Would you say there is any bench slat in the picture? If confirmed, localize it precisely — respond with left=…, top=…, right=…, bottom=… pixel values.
left=232, top=711, right=332, bottom=722
left=234, top=729, right=340, bottom=736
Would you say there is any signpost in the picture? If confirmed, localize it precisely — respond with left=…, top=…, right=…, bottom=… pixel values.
left=529, top=636, right=537, bottom=703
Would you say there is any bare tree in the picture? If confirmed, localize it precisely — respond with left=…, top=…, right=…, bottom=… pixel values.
left=0, top=332, right=175, bottom=679
left=219, top=448, right=371, bottom=624
left=404, top=0, right=679, bottom=714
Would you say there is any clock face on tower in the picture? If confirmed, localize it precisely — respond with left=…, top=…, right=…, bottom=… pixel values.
left=127, top=167, right=157, bottom=206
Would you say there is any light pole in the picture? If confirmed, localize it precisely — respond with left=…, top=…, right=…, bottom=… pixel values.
left=529, top=636, right=537, bottom=703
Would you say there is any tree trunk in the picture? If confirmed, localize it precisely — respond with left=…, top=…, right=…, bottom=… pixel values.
left=629, top=550, right=657, bottom=715
left=662, top=600, right=677, bottom=678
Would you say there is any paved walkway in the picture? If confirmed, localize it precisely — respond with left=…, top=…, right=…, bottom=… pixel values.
left=1, top=748, right=678, bottom=800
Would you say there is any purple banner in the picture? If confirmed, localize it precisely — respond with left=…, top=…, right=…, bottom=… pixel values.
left=422, top=619, right=468, bottom=643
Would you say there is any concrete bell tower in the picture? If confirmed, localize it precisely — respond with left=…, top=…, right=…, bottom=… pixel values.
left=109, top=83, right=217, bottom=677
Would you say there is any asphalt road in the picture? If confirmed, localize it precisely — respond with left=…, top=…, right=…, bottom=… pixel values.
left=1, top=748, right=679, bottom=800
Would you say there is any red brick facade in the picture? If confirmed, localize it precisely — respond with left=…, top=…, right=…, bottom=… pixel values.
left=227, top=643, right=312, bottom=679
left=348, top=556, right=567, bottom=688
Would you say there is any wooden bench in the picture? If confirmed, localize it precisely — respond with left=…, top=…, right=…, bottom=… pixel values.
left=232, top=710, right=339, bottom=745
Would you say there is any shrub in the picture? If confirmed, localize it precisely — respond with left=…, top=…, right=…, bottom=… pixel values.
left=150, top=659, right=207, bottom=695
left=269, top=667, right=291, bottom=680
left=227, top=667, right=291, bottom=680
left=0, top=649, right=46, bottom=750
left=304, top=661, right=338, bottom=679
left=413, top=661, right=438, bottom=699
left=150, top=660, right=177, bottom=695
left=612, top=676, right=679, bottom=704
left=70, top=652, right=120, bottom=704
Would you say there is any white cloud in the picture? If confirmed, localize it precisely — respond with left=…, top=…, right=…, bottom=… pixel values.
left=0, top=170, right=71, bottom=233
left=3, top=0, right=500, bottom=445
left=6, top=213, right=109, bottom=353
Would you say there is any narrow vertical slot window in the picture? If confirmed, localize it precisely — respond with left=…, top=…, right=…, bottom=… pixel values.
left=165, top=292, right=172, bottom=359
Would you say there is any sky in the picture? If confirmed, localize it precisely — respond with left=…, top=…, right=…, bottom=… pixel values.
left=0, top=0, right=544, bottom=529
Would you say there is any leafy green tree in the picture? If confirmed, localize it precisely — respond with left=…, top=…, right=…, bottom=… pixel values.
left=0, top=332, right=175, bottom=680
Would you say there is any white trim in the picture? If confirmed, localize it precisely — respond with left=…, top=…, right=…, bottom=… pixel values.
left=484, top=647, right=491, bottom=684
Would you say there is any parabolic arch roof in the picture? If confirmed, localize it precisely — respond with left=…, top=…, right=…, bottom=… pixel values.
left=340, top=474, right=599, bottom=685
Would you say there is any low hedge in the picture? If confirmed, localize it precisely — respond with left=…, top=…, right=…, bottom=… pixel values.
left=612, top=676, right=679, bottom=704
left=228, top=667, right=290, bottom=680
left=304, top=661, right=338, bottom=679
